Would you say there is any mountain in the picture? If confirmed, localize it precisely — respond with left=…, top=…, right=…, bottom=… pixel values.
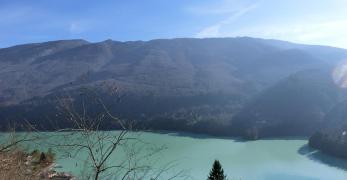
left=307, top=99, right=347, bottom=159
left=0, top=39, right=89, bottom=105
left=1, top=37, right=347, bottom=137
left=232, top=69, right=346, bottom=139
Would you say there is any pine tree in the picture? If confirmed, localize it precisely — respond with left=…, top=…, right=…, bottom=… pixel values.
left=208, top=160, right=226, bottom=180
left=39, top=152, right=46, bottom=163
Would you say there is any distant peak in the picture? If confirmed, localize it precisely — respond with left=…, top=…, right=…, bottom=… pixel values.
left=103, top=39, right=114, bottom=43
left=43, top=39, right=89, bottom=45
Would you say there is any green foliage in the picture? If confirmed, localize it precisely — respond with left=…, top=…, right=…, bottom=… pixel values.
left=208, top=160, right=226, bottom=180
left=39, top=152, right=46, bottom=162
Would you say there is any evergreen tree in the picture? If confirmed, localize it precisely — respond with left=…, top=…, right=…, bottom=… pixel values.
left=39, top=152, right=46, bottom=162
left=208, top=160, right=226, bottom=180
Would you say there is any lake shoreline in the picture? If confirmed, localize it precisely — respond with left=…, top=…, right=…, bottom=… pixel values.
left=0, top=128, right=310, bottom=141
left=1, top=130, right=347, bottom=179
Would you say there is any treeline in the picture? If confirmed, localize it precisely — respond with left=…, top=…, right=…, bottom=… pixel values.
left=0, top=89, right=243, bottom=136
left=309, top=130, right=347, bottom=158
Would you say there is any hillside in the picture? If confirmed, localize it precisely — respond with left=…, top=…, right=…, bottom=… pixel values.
left=232, top=69, right=346, bottom=139
left=1, top=37, right=347, bottom=137
left=308, top=99, right=347, bottom=159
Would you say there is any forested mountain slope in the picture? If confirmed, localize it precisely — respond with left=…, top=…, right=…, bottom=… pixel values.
left=1, top=37, right=347, bottom=137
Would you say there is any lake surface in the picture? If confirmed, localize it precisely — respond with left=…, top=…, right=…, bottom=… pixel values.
left=3, top=131, right=347, bottom=180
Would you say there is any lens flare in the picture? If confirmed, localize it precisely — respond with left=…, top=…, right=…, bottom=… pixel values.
left=332, top=60, right=347, bottom=88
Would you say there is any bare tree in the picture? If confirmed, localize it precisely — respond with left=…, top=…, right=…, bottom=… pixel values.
left=51, top=85, right=187, bottom=180
left=0, top=123, right=39, bottom=153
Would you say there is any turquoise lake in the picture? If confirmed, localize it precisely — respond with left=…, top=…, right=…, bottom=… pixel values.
left=3, top=131, right=347, bottom=180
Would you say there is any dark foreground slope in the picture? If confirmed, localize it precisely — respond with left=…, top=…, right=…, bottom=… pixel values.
left=1, top=37, right=347, bottom=138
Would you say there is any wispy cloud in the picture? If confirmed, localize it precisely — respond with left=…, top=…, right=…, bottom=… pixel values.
left=224, top=19, right=347, bottom=48
left=69, top=21, right=89, bottom=34
left=187, top=0, right=253, bottom=15
left=192, top=0, right=347, bottom=48
left=194, top=1, right=259, bottom=38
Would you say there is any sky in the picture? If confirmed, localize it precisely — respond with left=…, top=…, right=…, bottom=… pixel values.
left=1, top=0, right=347, bottom=48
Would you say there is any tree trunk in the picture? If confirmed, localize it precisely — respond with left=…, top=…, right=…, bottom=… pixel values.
left=94, top=171, right=100, bottom=180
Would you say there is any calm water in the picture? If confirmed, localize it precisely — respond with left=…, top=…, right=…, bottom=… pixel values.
left=2, top=131, right=347, bottom=180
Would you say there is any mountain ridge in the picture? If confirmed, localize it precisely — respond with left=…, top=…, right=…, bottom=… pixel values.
left=1, top=37, right=347, bottom=140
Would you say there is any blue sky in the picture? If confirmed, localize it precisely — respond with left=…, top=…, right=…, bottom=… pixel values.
left=1, top=0, right=347, bottom=48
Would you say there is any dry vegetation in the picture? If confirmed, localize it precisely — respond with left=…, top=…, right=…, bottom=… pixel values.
left=0, top=127, right=72, bottom=180
left=0, top=149, right=54, bottom=180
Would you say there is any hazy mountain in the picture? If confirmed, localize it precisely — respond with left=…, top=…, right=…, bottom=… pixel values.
left=1, top=37, right=347, bottom=137
left=308, top=100, right=347, bottom=159
left=0, top=39, right=89, bottom=105
left=232, top=69, right=346, bottom=139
